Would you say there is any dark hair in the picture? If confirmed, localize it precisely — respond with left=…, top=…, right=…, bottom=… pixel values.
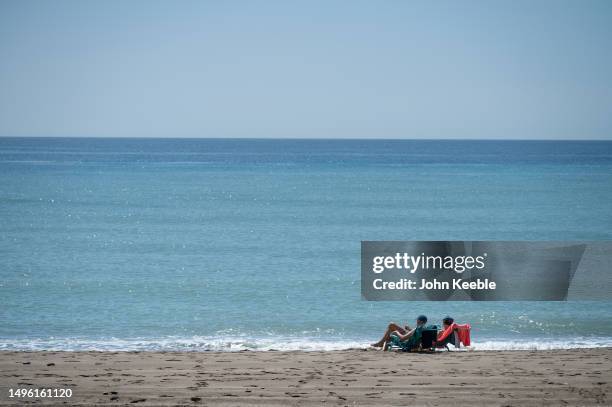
left=417, top=315, right=428, bottom=323
left=443, top=316, right=454, bottom=325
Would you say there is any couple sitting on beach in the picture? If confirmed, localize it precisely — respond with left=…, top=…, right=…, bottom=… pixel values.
left=371, top=315, right=462, bottom=351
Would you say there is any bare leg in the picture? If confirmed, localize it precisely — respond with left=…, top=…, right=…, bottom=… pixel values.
left=371, top=322, right=408, bottom=347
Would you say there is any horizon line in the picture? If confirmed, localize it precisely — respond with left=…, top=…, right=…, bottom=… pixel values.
left=0, top=136, right=611, bottom=142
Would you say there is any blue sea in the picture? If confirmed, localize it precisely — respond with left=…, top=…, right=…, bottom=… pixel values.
left=1, top=138, right=612, bottom=351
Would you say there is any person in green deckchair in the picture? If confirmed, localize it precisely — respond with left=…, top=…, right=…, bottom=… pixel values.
left=371, top=315, right=428, bottom=351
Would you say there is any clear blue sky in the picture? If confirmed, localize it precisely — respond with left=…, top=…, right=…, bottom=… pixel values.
left=1, top=0, right=611, bottom=139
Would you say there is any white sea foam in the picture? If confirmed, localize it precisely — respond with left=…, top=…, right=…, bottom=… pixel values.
left=470, top=338, right=612, bottom=351
left=0, top=337, right=367, bottom=352
left=1, top=336, right=612, bottom=352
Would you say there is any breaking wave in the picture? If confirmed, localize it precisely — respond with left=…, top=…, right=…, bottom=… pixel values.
left=2, top=336, right=612, bottom=352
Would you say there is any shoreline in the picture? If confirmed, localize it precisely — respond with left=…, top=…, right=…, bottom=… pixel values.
left=2, top=345, right=612, bottom=353
left=3, top=335, right=612, bottom=353
left=1, top=348, right=610, bottom=406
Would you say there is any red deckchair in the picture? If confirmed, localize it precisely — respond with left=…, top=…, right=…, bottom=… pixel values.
left=435, top=323, right=471, bottom=349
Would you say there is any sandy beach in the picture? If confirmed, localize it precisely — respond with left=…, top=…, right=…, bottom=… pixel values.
left=0, top=348, right=610, bottom=406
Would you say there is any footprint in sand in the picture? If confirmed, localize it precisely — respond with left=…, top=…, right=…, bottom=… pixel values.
left=328, top=391, right=347, bottom=401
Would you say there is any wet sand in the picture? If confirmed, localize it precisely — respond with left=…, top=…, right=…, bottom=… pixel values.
left=1, top=348, right=610, bottom=406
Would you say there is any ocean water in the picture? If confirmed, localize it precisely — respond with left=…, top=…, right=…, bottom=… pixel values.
left=1, top=138, right=612, bottom=352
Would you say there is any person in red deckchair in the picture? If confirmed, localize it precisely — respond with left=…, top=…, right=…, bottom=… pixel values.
left=436, top=316, right=471, bottom=349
